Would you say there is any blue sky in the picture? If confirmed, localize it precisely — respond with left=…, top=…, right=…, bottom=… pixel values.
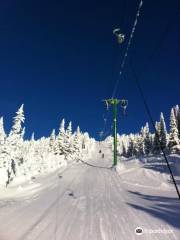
left=0, top=0, right=179, bottom=139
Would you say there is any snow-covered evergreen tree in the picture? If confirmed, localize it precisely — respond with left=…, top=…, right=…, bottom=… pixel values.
left=144, top=123, right=152, bottom=155
left=139, top=127, right=145, bottom=155
left=49, top=129, right=56, bottom=153
left=169, top=108, right=180, bottom=153
left=0, top=117, right=7, bottom=168
left=9, top=105, right=25, bottom=137
left=153, top=122, right=161, bottom=154
left=82, top=132, right=89, bottom=149
left=66, top=121, right=72, bottom=137
left=0, top=117, right=6, bottom=146
left=31, top=132, right=35, bottom=141
left=55, top=119, right=66, bottom=155
left=174, top=105, right=179, bottom=118
left=127, top=134, right=135, bottom=157
left=72, top=126, right=82, bottom=160
left=64, top=121, right=74, bottom=159
left=6, top=104, right=25, bottom=179
left=177, top=110, right=180, bottom=139
left=174, top=105, right=180, bottom=139
left=133, top=134, right=140, bottom=156
left=159, top=112, right=168, bottom=151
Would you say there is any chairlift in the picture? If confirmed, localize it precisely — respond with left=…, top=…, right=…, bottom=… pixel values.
left=113, top=28, right=125, bottom=44
left=120, top=99, right=128, bottom=115
left=104, top=100, right=109, bottom=110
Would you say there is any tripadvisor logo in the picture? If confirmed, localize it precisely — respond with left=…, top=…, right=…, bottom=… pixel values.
left=135, top=226, right=174, bottom=235
left=135, top=227, right=143, bottom=235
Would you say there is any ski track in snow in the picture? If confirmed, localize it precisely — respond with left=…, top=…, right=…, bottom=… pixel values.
left=0, top=148, right=180, bottom=240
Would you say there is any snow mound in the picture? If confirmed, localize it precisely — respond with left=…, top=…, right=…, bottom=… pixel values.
left=116, top=155, right=180, bottom=191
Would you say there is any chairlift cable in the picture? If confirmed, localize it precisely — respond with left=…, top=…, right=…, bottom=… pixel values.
left=101, top=0, right=141, bottom=139
left=100, top=36, right=122, bottom=141
left=112, top=0, right=144, bottom=98
left=128, top=59, right=180, bottom=200
left=123, top=4, right=180, bottom=199
left=99, top=0, right=141, bottom=141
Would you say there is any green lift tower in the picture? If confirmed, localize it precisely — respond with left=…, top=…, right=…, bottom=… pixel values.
left=104, top=98, right=128, bottom=166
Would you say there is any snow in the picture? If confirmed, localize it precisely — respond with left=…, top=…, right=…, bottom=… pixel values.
left=0, top=143, right=180, bottom=240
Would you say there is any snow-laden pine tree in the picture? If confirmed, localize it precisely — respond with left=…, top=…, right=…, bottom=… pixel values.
left=49, top=129, right=56, bottom=154
left=143, top=123, right=152, bottom=155
left=72, top=126, right=82, bottom=160
left=6, top=104, right=25, bottom=179
left=0, top=117, right=7, bottom=168
left=64, top=121, right=74, bottom=160
left=81, top=132, right=95, bottom=158
left=152, top=122, right=161, bottom=154
left=117, top=134, right=127, bottom=157
left=133, top=134, right=140, bottom=156
left=66, top=121, right=72, bottom=137
left=159, top=112, right=168, bottom=151
left=127, top=134, right=135, bottom=157
left=31, top=132, right=35, bottom=141
left=139, top=127, right=146, bottom=155
left=23, top=135, right=36, bottom=176
left=55, top=119, right=66, bottom=155
left=33, top=137, right=48, bottom=173
left=168, top=108, right=180, bottom=153
left=174, top=105, right=179, bottom=118
left=0, top=117, right=6, bottom=145
left=177, top=110, right=180, bottom=140
left=82, top=132, right=89, bottom=150
left=174, top=105, right=180, bottom=139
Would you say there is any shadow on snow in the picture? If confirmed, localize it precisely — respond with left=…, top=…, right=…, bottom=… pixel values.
left=127, top=190, right=180, bottom=229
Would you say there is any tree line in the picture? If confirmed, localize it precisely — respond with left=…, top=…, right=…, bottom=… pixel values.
left=116, top=105, right=180, bottom=157
left=105, top=105, right=180, bottom=157
left=0, top=105, right=95, bottom=187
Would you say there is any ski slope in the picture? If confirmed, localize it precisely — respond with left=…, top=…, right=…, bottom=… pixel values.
left=0, top=145, right=180, bottom=240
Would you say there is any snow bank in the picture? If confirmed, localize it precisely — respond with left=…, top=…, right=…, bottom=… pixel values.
left=116, top=154, right=180, bottom=191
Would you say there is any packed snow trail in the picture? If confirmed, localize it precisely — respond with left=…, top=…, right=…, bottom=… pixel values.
left=0, top=148, right=180, bottom=240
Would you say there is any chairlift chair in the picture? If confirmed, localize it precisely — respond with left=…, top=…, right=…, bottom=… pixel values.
left=104, top=100, right=109, bottom=110
left=120, top=99, right=128, bottom=115
left=113, top=28, right=125, bottom=44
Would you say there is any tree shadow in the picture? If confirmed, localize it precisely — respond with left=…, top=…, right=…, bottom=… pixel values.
left=143, top=159, right=180, bottom=179
left=168, top=179, right=180, bottom=185
left=79, top=159, right=112, bottom=170
left=127, top=190, right=180, bottom=229
left=144, top=161, right=172, bottom=174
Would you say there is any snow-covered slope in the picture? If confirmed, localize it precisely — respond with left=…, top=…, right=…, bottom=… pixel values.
left=0, top=144, right=180, bottom=240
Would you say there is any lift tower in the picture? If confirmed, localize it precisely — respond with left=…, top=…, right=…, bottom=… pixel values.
left=104, top=98, right=128, bottom=166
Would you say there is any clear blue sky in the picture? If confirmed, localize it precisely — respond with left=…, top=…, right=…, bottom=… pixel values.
left=0, top=0, right=179, bottom=139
